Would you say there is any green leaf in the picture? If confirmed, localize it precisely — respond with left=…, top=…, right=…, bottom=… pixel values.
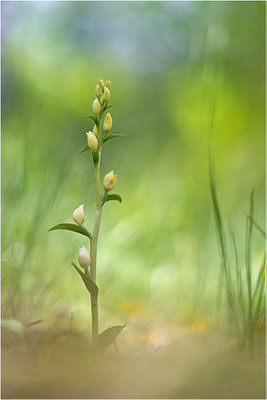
left=48, top=223, right=92, bottom=239
left=103, top=104, right=113, bottom=111
left=98, top=325, right=125, bottom=352
left=103, top=134, right=126, bottom=143
left=85, top=115, right=99, bottom=125
left=247, top=216, right=266, bottom=238
left=101, top=194, right=122, bottom=206
left=78, top=145, right=89, bottom=154
left=71, top=263, right=98, bottom=298
left=92, top=151, right=99, bottom=164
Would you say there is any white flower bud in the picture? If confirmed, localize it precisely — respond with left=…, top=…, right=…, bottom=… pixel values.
left=95, top=84, right=101, bottom=97
left=103, top=86, right=110, bottom=102
left=86, top=131, right=98, bottom=151
left=93, top=124, right=98, bottom=136
left=78, top=246, right=90, bottom=269
left=92, top=98, right=101, bottom=115
left=73, top=204, right=85, bottom=224
left=103, top=170, right=117, bottom=191
left=105, top=80, right=111, bottom=89
left=98, top=78, right=105, bottom=89
left=103, top=113, right=113, bottom=133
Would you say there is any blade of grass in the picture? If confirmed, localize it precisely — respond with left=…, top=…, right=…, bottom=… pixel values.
left=245, top=188, right=255, bottom=343
left=252, top=267, right=265, bottom=340
left=208, top=99, right=230, bottom=281
left=208, top=99, right=234, bottom=322
left=247, top=216, right=266, bottom=239
left=231, top=231, right=245, bottom=328
left=209, top=165, right=227, bottom=275
left=252, top=255, right=266, bottom=305
left=209, top=147, right=234, bottom=316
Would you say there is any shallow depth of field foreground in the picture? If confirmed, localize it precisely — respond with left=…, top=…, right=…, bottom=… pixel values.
left=1, top=2, right=265, bottom=399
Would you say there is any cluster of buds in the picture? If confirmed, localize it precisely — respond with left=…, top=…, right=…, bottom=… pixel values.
left=87, top=79, right=113, bottom=152
left=75, top=78, right=117, bottom=269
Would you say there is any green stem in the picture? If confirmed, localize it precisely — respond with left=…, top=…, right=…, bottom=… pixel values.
left=90, top=157, right=102, bottom=348
left=89, top=113, right=104, bottom=348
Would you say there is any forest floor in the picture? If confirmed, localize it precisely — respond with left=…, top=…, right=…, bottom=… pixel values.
left=2, top=325, right=265, bottom=399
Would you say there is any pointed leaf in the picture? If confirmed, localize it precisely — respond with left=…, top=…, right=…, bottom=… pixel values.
left=103, top=104, right=113, bottom=112
left=98, top=325, right=125, bottom=352
left=85, top=115, right=99, bottom=125
left=48, top=223, right=92, bottom=239
left=103, top=134, right=126, bottom=143
left=71, top=263, right=98, bottom=298
left=101, top=194, right=122, bottom=206
left=78, top=145, right=89, bottom=154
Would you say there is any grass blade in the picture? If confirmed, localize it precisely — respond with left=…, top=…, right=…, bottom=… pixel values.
left=253, top=266, right=265, bottom=336
left=247, top=216, right=266, bottom=239
left=252, top=255, right=265, bottom=305
left=231, top=231, right=245, bottom=324
left=245, top=188, right=255, bottom=339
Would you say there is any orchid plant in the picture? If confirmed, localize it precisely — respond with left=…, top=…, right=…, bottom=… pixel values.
left=49, top=78, right=125, bottom=351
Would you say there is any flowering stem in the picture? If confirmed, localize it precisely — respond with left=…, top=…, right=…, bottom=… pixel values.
left=49, top=79, right=120, bottom=351
left=90, top=124, right=103, bottom=348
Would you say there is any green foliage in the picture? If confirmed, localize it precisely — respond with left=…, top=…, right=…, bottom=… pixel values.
left=101, top=193, right=122, bottom=206
left=92, top=151, right=99, bottom=164
left=71, top=263, right=98, bottom=299
left=48, top=223, right=92, bottom=240
left=78, top=145, right=89, bottom=153
left=209, top=158, right=265, bottom=348
left=98, top=325, right=126, bottom=352
left=103, top=104, right=113, bottom=112
left=103, top=134, right=126, bottom=143
left=85, top=115, right=99, bottom=125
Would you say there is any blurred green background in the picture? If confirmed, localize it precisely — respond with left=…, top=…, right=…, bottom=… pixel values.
left=2, top=1, right=265, bottom=337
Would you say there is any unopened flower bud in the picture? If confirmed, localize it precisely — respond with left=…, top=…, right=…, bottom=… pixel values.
left=92, top=98, right=101, bottom=115
left=73, top=204, right=85, bottom=224
left=93, top=124, right=98, bottom=136
left=95, top=84, right=101, bottom=97
left=103, top=170, right=117, bottom=191
left=98, top=78, right=104, bottom=89
left=86, top=131, right=98, bottom=151
left=103, top=113, right=112, bottom=133
left=105, top=80, right=111, bottom=89
left=103, top=86, right=110, bottom=102
left=78, top=246, right=90, bottom=269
